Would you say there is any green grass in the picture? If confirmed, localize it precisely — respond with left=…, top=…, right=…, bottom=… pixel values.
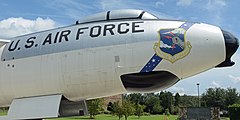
left=220, top=117, right=230, bottom=120
left=52, top=114, right=178, bottom=120
left=1, top=111, right=178, bottom=120
left=51, top=114, right=232, bottom=120
left=0, top=112, right=230, bottom=120
left=0, top=111, right=7, bottom=116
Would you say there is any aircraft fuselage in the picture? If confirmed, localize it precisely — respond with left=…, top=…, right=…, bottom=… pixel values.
left=0, top=9, right=238, bottom=119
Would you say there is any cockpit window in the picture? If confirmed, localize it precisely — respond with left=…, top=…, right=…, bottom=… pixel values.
left=109, top=9, right=143, bottom=20
left=77, top=9, right=158, bottom=24
left=141, top=12, right=158, bottom=20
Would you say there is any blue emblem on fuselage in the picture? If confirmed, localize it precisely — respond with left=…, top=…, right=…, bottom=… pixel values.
left=140, top=22, right=195, bottom=73
left=154, top=28, right=192, bottom=63
left=159, top=28, right=185, bottom=55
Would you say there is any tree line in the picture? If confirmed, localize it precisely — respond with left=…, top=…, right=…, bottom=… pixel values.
left=0, top=87, right=238, bottom=119
left=87, top=87, right=240, bottom=119
left=201, top=87, right=239, bottom=109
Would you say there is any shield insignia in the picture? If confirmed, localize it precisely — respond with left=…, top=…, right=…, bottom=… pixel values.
left=154, top=28, right=192, bottom=63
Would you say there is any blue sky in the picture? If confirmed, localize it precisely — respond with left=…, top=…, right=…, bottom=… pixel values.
left=0, top=0, right=239, bottom=95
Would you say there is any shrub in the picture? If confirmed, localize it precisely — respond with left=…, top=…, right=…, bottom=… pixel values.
left=165, top=108, right=170, bottom=116
left=143, top=112, right=150, bottom=116
left=228, top=104, right=240, bottom=120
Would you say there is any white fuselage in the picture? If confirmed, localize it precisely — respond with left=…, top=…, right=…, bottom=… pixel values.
left=0, top=20, right=225, bottom=107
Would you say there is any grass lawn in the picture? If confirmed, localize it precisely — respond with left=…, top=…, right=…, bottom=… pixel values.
left=1, top=111, right=178, bottom=120
left=53, top=114, right=178, bottom=120
left=0, top=112, right=229, bottom=120
left=0, top=111, right=7, bottom=116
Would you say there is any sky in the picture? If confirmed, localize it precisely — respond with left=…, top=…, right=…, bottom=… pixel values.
left=0, top=0, right=239, bottom=95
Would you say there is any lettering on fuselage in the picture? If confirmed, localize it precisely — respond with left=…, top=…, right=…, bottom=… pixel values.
left=3, top=21, right=145, bottom=60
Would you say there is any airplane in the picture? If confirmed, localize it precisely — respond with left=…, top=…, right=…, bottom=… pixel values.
left=0, top=9, right=238, bottom=119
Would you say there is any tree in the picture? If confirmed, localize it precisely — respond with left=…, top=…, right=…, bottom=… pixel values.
left=228, top=104, right=240, bottom=120
left=159, top=91, right=173, bottom=113
left=201, top=87, right=239, bottom=110
left=87, top=98, right=103, bottom=119
left=201, top=88, right=227, bottom=109
left=135, top=103, right=145, bottom=118
left=171, top=106, right=179, bottom=115
left=152, top=102, right=162, bottom=114
left=237, top=96, right=240, bottom=104
left=111, top=100, right=135, bottom=120
left=145, top=94, right=160, bottom=114
left=112, top=101, right=124, bottom=120
left=122, top=100, right=135, bottom=120
left=125, top=93, right=144, bottom=105
left=174, top=93, right=180, bottom=106
left=179, top=95, right=199, bottom=107
left=225, top=88, right=238, bottom=107
left=201, top=88, right=226, bottom=109
left=165, top=108, right=170, bottom=116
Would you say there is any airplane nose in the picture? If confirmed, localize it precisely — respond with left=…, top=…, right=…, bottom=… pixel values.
left=216, top=30, right=239, bottom=67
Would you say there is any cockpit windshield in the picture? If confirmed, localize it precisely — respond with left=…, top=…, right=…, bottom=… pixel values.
left=77, top=9, right=158, bottom=24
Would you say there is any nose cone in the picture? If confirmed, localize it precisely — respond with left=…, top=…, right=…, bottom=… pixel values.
left=216, top=30, right=239, bottom=67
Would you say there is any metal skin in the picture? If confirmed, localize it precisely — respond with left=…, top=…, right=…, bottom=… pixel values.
left=0, top=10, right=237, bottom=119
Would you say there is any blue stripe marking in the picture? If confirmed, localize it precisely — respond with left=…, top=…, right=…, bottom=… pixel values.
left=140, top=54, right=162, bottom=73
left=179, top=22, right=195, bottom=30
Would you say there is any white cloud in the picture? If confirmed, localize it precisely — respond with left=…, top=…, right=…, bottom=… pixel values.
left=210, top=81, right=221, bottom=88
left=167, top=86, right=186, bottom=95
left=228, top=75, right=240, bottom=84
left=231, top=51, right=240, bottom=63
left=190, top=17, right=198, bottom=21
left=98, top=0, right=173, bottom=19
left=177, top=0, right=192, bottom=7
left=99, top=0, right=152, bottom=11
left=203, top=0, right=227, bottom=25
left=41, top=0, right=96, bottom=20
left=215, top=0, right=226, bottom=6
left=0, top=17, right=56, bottom=38
left=155, top=0, right=165, bottom=7
left=44, top=0, right=171, bottom=20
left=205, top=0, right=226, bottom=11
left=99, top=0, right=136, bottom=11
